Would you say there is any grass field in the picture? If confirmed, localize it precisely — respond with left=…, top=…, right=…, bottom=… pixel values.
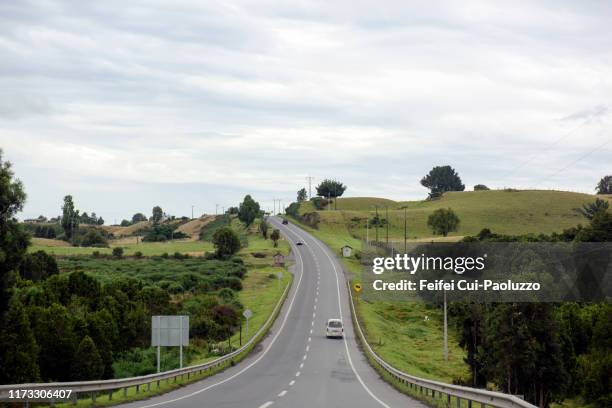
left=29, top=238, right=215, bottom=256
left=301, top=190, right=611, bottom=241
left=286, top=189, right=612, bottom=385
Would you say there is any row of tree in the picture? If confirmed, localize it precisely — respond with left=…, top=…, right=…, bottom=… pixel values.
left=450, top=210, right=612, bottom=407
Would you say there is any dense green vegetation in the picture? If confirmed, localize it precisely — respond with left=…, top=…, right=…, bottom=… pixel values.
left=0, top=158, right=290, bottom=385
left=449, top=212, right=612, bottom=407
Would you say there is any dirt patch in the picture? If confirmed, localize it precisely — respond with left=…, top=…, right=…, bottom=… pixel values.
left=175, top=215, right=216, bottom=240
left=99, top=221, right=150, bottom=237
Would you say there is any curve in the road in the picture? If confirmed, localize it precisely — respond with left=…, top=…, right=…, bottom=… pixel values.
left=118, top=217, right=423, bottom=408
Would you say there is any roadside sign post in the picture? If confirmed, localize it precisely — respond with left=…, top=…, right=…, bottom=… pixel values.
left=443, top=290, right=448, bottom=362
left=243, top=309, right=253, bottom=339
left=152, top=315, right=189, bottom=373
left=179, top=316, right=183, bottom=368
left=156, top=316, right=161, bottom=373
left=276, top=271, right=282, bottom=290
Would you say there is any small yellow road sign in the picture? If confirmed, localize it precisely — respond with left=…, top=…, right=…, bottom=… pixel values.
left=354, top=283, right=362, bottom=293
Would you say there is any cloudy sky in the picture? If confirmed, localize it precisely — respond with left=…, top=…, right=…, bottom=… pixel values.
left=1, top=0, right=610, bottom=221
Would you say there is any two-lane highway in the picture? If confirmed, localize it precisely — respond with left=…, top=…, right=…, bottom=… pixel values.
left=120, top=217, right=424, bottom=408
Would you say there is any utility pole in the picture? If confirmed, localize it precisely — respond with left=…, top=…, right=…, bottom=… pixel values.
left=365, top=217, right=369, bottom=244
left=273, top=198, right=276, bottom=215
left=191, top=205, right=194, bottom=220
left=386, top=207, right=389, bottom=246
left=215, top=204, right=219, bottom=215
left=404, top=207, right=407, bottom=253
left=375, top=206, right=379, bottom=243
left=444, top=290, right=448, bottom=362
left=306, top=176, right=314, bottom=199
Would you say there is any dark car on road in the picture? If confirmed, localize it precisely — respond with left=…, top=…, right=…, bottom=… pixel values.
left=282, top=219, right=289, bottom=225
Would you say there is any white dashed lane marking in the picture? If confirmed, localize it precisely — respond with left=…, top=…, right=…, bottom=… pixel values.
left=278, top=390, right=287, bottom=397
left=289, top=380, right=295, bottom=386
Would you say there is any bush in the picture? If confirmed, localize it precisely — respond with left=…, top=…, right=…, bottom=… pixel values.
left=285, top=202, right=300, bottom=217
left=133, top=251, right=143, bottom=258
left=251, top=252, right=267, bottom=258
left=473, top=184, right=490, bottom=191
left=112, top=247, right=124, bottom=258
left=143, top=224, right=188, bottom=242
left=310, top=197, right=329, bottom=210
left=173, top=252, right=190, bottom=260
left=79, top=229, right=109, bottom=247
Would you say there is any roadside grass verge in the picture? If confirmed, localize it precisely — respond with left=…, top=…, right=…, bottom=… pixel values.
left=287, top=215, right=470, bottom=384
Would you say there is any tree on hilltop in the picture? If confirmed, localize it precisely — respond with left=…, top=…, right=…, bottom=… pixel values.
left=421, top=166, right=465, bottom=198
left=596, top=175, right=612, bottom=194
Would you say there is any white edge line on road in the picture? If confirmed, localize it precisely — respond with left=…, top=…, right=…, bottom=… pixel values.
left=285, top=223, right=391, bottom=408
left=134, top=219, right=306, bottom=408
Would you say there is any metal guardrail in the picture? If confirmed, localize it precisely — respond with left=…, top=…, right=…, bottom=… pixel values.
left=346, top=281, right=538, bottom=408
left=0, top=276, right=292, bottom=405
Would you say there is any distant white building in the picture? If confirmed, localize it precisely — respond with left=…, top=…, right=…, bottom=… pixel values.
left=341, top=245, right=353, bottom=257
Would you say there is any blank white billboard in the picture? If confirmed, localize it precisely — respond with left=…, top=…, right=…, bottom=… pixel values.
left=151, top=315, right=189, bottom=347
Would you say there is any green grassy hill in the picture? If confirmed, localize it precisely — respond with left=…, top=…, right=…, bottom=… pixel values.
left=301, top=190, right=611, bottom=241
left=289, top=189, right=612, bottom=387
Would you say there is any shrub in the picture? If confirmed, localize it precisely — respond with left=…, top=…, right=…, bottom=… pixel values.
left=112, top=247, right=124, bottom=258
left=473, top=184, right=490, bottom=191
left=133, top=251, right=143, bottom=258
left=310, top=197, right=328, bottom=210
left=80, top=229, right=109, bottom=247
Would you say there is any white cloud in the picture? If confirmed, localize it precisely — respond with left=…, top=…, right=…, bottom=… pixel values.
left=0, top=0, right=610, bottom=218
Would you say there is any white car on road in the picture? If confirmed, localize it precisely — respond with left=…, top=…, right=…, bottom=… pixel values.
left=326, top=318, right=344, bottom=338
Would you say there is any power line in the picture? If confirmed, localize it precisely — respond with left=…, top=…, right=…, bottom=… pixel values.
left=536, top=136, right=611, bottom=186
left=500, top=115, right=597, bottom=181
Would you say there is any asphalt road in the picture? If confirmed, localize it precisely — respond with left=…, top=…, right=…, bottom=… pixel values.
left=121, top=217, right=424, bottom=408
